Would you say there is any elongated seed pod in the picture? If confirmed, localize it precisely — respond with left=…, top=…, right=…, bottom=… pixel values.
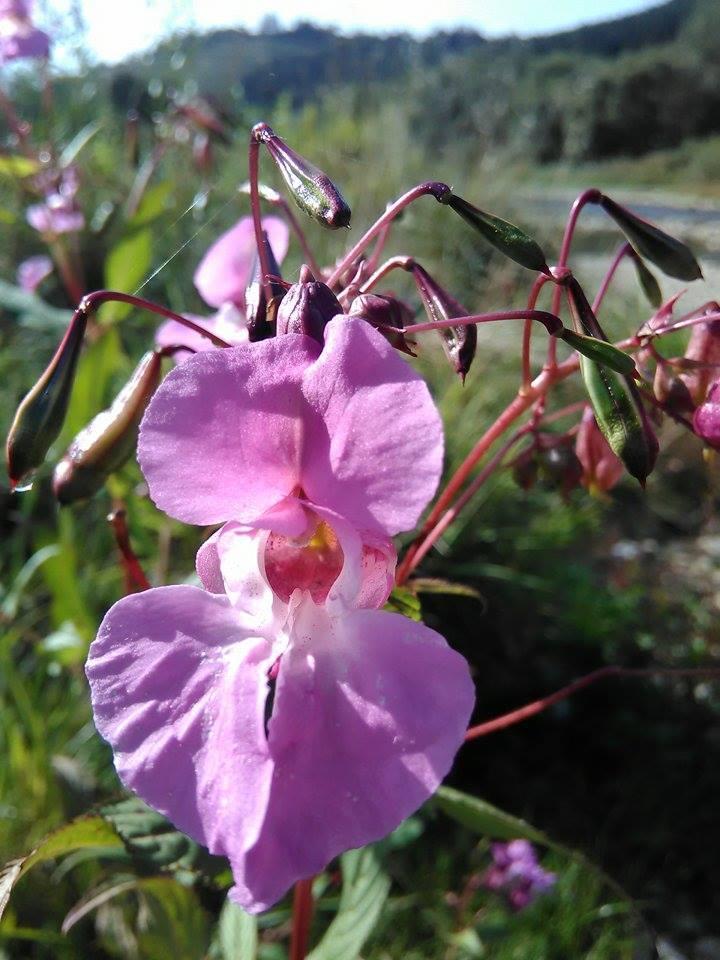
left=53, top=351, right=162, bottom=504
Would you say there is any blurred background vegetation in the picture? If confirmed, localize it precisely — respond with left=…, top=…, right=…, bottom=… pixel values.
left=2, top=0, right=720, bottom=957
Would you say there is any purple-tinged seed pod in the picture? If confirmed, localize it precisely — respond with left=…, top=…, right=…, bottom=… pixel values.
left=348, top=293, right=416, bottom=356
left=245, top=230, right=286, bottom=342
left=53, top=351, right=163, bottom=504
left=412, top=264, right=476, bottom=381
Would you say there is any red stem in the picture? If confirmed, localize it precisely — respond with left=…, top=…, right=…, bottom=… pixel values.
left=289, top=877, right=315, bottom=960
left=78, top=290, right=231, bottom=347
left=248, top=130, right=273, bottom=304
left=547, top=189, right=601, bottom=367
left=407, top=309, right=562, bottom=337
left=592, top=242, right=633, bottom=314
left=326, top=181, right=451, bottom=288
left=406, top=427, right=530, bottom=572
left=108, top=508, right=150, bottom=593
left=522, top=274, right=551, bottom=392
left=465, top=665, right=720, bottom=741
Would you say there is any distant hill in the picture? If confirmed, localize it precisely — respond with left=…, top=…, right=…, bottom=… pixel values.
left=112, top=0, right=699, bottom=111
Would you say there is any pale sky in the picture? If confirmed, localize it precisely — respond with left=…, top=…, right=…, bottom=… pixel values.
left=41, top=0, right=663, bottom=65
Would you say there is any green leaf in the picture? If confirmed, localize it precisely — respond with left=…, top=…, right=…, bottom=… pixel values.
left=384, top=585, right=422, bottom=622
left=127, top=181, right=175, bottom=228
left=0, top=155, right=39, bottom=178
left=58, top=120, right=103, bottom=168
left=218, top=900, right=258, bottom=960
left=0, top=817, right=123, bottom=919
left=136, top=877, right=211, bottom=960
left=558, top=329, right=637, bottom=376
left=600, top=195, right=702, bottom=282
left=435, top=786, right=549, bottom=844
left=101, top=228, right=153, bottom=323
left=0, top=280, right=72, bottom=331
left=307, top=848, right=390, bottom=960
left=443, top=193, right=549, bottom=273
left=631, top=254, right=662, bottom=309
left=101, top=797, right=205, bottom=874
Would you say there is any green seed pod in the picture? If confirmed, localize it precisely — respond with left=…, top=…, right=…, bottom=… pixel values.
left=440, top=193, right=549, bottom=274
left=52, top=350, right=162, bottom=504
left=255, top=124, right=351, bottom=230
left=6, top=306, right=88, bottom=491
left=579, top=356, right=658, bottom=487
left=558, top=329, right=637, bottom=377
left=600, top=194, right=702, bottom=282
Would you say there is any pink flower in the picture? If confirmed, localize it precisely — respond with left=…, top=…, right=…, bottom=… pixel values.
left=17, top=253, right=52, bottom=292
left=194, top=214, right=289, bottom=310
left=154, top=303, right=248, bottom=359
left=139, top=316, right=444, bottom=537
left=0, top=0, right=49, bottom=62
left=86, top=318, right=474, bottom=911
left=155, top=215, right=289, bottom=357
left=484, top=840, right=556, bottom=911
left=87, top=505, right=473, bottom=912
left=693, top=381, right=720, bottom=449
left=26, top=192, right=84, bottom=236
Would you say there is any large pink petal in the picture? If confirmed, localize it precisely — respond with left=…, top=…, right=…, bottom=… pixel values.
left=194, top=216, right=290, bottom=309
left=229, top=602, right=475, bottom=912
left=302, top=317, right=444, bottom=535
left=86, top=586, right=277, bottom=863
left=138, top=336, right=322, bottom=525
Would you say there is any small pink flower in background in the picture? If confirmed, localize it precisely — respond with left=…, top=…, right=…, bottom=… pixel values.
left=484, top=840, right=556, bottom=911
left=693, top=381, right=720, bottom=449
left=87, top=316, right=474, bottom=911
left=0, top=0, right=49, bottom=62
left=575, top=406, right=624, bottom=495
left=27, top=169, right=84, bottom=237
left=155, top=215, right=289, bottom=357
left=194, top=214, right=289, bottom=309
left=17, top=253, right=52, bottom=292
left=154, top=303, right=248, bottom=359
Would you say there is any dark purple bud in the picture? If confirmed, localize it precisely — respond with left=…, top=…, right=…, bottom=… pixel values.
left=6, top=306, right=87, bottom=491
left=412, top=264, right=476, bottom=381
left=348, top=293, right=416, bottom=356
left=693, top=382, right=720, bottom=450
left=276, top=267, right=343, bottom=342
left=253, top=123, right=351, bottom=230
left=538, top=435, right=583, bottom=500
left=653, top=363, right=695, bottom=416
left=511, top=447, right=539, bottom=492
left=52, top=351, right=163, bottom=504
left=245, top=231, right=286, bottom=342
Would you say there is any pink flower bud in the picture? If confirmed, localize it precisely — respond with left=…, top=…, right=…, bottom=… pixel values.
left=679, top=313, right=720, bottom=405
left=693, top=382, right=720, bottom=450
left=275, top=269, right=343, bottom=342
left=575, top=407, right=624, bottom=494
